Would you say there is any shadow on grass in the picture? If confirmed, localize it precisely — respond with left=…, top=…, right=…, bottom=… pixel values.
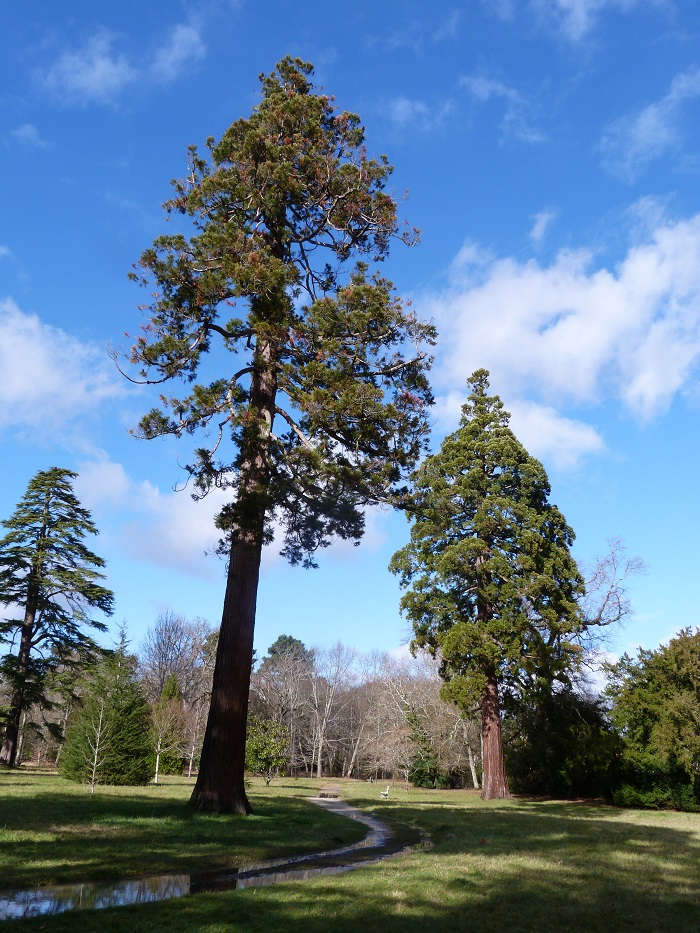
left=5, top=801, right=700, bottom=932
left=0, top=789, right=365, bottom=889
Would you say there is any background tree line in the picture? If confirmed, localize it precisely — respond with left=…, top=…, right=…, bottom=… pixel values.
left=5, top=602, right=699, bottom=810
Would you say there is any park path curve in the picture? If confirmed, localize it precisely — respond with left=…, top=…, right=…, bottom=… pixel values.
left=0, top=790, right=428, bottom=921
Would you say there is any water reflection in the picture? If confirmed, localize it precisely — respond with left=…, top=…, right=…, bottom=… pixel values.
left=0, top=798, right=427, bottom=921
left=0, top=875, right=191, bottom=921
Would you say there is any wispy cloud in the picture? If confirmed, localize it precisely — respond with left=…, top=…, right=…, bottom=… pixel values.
left=383, top=96, right=454, bottom=133
left=423, top=208, right=700, bottom=466
left=149, top=23, right=206, bottom=84
left=42, top=32, right=137, bottom=106
left=432, top=10, right=461, bottom=43
left=40, top=22, right=206, bottom=107
left=367, top=10, right=462, bottom=54
left=9, top=123, right=52, bottom=150
left=599, top=66, right=700, bottom=182
left=507, top=400, right=606, bottom=468
left=432, top=390, right=605, bottom=469
left=530, top=208, right=558, bottom=246
left=74, top=455, right=281, bottom=578
left=534, top=0, right=650, bottom=43
left=482, top=0, right=516, bottom=21
left=0, top=298, right=126, bottom=437
left=460, top=73, right=545, bottom=143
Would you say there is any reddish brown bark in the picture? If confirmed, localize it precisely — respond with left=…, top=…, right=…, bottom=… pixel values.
left=480, top=672, right=511, bottom=800
left=188, top=533, right=261, bottom=813
left=189, top=336, right=277, bottom=814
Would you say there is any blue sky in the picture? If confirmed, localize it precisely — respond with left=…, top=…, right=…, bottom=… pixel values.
left=2, top=0, right=700, bottom=663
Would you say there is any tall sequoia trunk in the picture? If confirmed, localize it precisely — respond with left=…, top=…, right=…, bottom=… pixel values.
left=480, top=672, right=511, bottom=800
left=189, top=334, right=278, bottom=814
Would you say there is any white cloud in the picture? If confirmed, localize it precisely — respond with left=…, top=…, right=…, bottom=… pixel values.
left=150, top=23, right=206, bottom=84
left=0, top=298, right=126, bottom=435
left=529, top=208, right=558, bottom=246
left=122, top=479, right=232, bottom=577
left=424, top=211, right=700, bottom=439
left=0, top=246, right=11, bottom=259
left=599, top=66, right=700, bottom=182
left=75, top=456, right=283, bottom=579
left=432, top=390, right=605, bottom=469
left=384, top=96, right=454, bottom=132
left=9, top=123, right=51, bottom=149
left=42, top=32, right=137, bottom=106
left=507, top=400, right=606, bottom=468
left=460, top=73, right=545, bottom=143
left=40, top=22, right=207, bottom=107
left=534, top=0, right=649, bottom=42
left=74, top=457, right=134, bottom=510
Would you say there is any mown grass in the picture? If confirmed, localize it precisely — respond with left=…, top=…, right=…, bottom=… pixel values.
left=0, top=770, right=365, bottom=888
left=2, top=773, right=700, bottom=932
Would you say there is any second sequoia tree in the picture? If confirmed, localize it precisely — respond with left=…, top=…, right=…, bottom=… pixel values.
left=125, top=58, right=435, bottom=813
left=391, top=371, right=584, bottom=799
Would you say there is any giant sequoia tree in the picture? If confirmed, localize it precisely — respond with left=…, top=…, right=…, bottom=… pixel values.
left=0, top=468, right=114, bottom=766
left=390, top=371, right=584, bottom=799
left=124, top=58, right=434, bottom=813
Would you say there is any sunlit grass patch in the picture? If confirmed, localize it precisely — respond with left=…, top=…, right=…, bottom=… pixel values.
left=0, top=771, right=365, bottom=889
left=2, top=773, right=700, bottom=932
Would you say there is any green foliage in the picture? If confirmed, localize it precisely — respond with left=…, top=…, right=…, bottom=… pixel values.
left=0, top=468, right=114, bottom=764
left=390, top=371, right=585, bottom=796
left=505, top=688, right=621, bottom=798
left=391, top=370, right=584, bottom=705
left=61, top=633, right=154, bottom=787
left=605, top=628, right=700, bottom=809
left=611, top=780, right=699, bottom=812
left=245, top=716, right=290, bottom=784
left=161, top=673, right=182, bottom=702
left=127, top=57, right=436, bottom=569
left=258, top=634, right=314, bottom=676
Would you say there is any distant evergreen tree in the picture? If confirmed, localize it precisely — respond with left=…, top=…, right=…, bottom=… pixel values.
left=61, top=630, right=154, bottom=787
left=605, top=628, right=700, bottom=809
left=391, top=370, right=584, bottom=799
left=0, top=468, right=114, bottom=766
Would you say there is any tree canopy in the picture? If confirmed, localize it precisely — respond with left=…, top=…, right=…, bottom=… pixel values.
left=605, top=627, right=700, bottom=808
left=0, top=468, right=114, bottom=767
left=124, top=57, right=435, bottom=813
left=390, top=370, right=584, bottom=798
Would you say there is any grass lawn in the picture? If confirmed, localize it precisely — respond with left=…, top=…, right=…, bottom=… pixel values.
left=2, top=772, right=700, bottom=932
